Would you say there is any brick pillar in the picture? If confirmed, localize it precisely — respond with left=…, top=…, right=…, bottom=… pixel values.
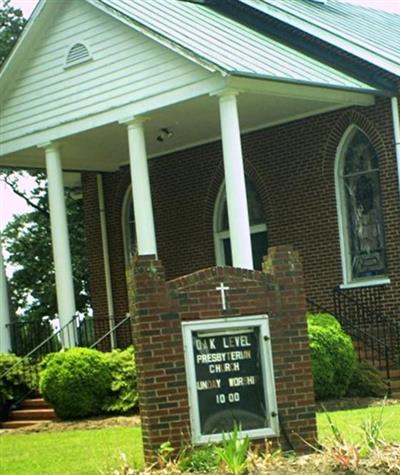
left=128, top=246, right=316, bottom=464
left=263, top=245, right=316, bottom=451
left=127, top=255, right=189, bottom=464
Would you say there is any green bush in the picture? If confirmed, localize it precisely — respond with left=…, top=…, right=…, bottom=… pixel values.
left=102, top=346, right=138, bottom=413
left=307, top=313, right=357, bottom=400
left=39, top=348, right=112, bottom=419
left=0, top=353, right=31, bottom=408
left=346, top=361, right=388, bottom=398
left=178, top=445, right=219, bottom=473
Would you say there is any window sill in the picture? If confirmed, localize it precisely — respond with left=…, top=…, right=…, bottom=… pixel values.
left=340, top=278, right=391, bottom=290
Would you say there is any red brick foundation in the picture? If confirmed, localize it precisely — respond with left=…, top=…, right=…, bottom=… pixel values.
left=127, top=245, right=316, bottom=464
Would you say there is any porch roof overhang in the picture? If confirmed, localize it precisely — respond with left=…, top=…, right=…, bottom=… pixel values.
left=0, top=0, right=383, bottom=172
left=0, top=74, right=376, bottom=172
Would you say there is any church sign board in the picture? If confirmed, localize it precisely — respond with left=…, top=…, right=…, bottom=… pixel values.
left=182, top=315, right=279, bottom=444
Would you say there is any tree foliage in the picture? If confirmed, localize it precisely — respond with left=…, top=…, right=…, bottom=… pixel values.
left=0, top=0, right=26, bottom=66
left=1, top=170, right=91, bottom=321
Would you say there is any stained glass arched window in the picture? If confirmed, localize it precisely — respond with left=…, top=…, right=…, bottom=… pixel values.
left=337, top=127, right=387, bottom=283
left=122, top=186, right=137, bottom=266
left=214, top=179, right=268, bottom=270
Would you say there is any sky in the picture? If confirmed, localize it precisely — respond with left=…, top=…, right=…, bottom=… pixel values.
left=1, top=0, right=400, bottom=232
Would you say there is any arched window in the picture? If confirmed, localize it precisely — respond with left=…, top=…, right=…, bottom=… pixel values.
left=336, top=127, right=387, bottom=285
left=122, top=186, right=137, bottom=266
left=214, top=179, right=268, bottom=270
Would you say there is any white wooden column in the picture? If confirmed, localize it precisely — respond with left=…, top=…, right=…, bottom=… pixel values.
left=43, top=143, right=76, bottom=339
left=218, top=91, right=253, bottom=269
left=0, top=241, right=12, bottom=353
left=124, top=118, right=157, bottom=257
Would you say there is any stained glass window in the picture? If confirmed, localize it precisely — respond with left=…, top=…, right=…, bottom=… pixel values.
left=215, top=179, right=268, bottom=270
left=339, top=129, right=387, bottom=281
left=123, top=190, right=137, bottom=265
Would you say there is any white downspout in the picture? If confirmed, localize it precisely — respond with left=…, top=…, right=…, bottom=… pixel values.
left=97, top=174, right=117, bottom=349
left=0, top=239, right=12, bottom=353
left=391, top=97, right=400, bottom=200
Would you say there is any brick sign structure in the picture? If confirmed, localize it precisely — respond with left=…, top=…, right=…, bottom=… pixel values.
left=127, top=245, right=316, bottom=464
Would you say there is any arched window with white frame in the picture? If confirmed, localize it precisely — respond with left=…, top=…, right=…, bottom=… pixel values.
left=122, top=186, right=137, bottom=266
left=214, top=178, right=268, bottom=270
left=336, top=126, right=387, bottom=285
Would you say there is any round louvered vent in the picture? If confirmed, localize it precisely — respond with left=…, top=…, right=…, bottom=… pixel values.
left=64, top=43, right=91, bottom=68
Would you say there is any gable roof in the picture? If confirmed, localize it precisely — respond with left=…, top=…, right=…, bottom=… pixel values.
left=89, top=0, right=378, bottom=91
left=0, top=0, right=380, bottom=97
left=238, top=0, right=400, bottom=77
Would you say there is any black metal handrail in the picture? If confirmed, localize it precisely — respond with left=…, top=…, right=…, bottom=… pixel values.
left=307, top=297, right=392, bottom=396
left=6, top=315, right=134, bottom=356
left=90, top=314, right=133, bottom=350
left=333, top=287, right=399, bottom=367
left=1, top=314, right=134, bottom=416
left=1, top=315, right=80, bottom=407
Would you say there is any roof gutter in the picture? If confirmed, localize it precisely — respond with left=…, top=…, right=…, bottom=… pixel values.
left=230, top=71, right=381, bottom=96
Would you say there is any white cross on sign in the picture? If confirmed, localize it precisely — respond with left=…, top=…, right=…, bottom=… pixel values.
left=216, top=282, right=230, bottom=310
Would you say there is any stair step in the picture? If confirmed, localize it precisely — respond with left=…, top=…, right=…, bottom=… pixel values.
left=20, top=398, right=52, bottom=409
left=9, top=408, right=55, bottom=421
left=389, top=379, right=400, bottom=389
left=1, top=420, right=52, bottom=429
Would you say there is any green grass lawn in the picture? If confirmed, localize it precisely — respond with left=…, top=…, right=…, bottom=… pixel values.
left=1, top=405, right=399, bottom=475
left=0, top=427, right=144, bottom=475
left=317, top=404, right=400, bottom=444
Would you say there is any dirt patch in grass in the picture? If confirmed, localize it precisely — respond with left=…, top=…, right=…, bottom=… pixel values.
left=0, top=414, right=141, bottom=435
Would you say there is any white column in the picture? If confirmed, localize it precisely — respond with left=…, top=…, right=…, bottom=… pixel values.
left=391, top=97, right=400, bottom=201
left=124, top=118, right=157, bottom=257
left=218, top=91, right=253, bottom=269
left=43, top=143, right=76, bottom=340
left=0, top=241, right=12, bottom=353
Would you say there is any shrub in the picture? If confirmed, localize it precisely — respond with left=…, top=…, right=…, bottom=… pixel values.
left=178, top=445, right=219, bottom=473
left=307, top=313, right=357, bottom=400
left=0, top=353, right=30, bottom=409
left=39, top=347, right=112, bottom=419
left=102, top=346, right=138, bottom=413
left=346, top=361, right=388, bottom=398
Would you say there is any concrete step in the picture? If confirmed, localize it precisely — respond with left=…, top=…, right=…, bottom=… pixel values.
left=1, top=419, right=52, bottom=429
left=9, top=408, right=55, bottom=421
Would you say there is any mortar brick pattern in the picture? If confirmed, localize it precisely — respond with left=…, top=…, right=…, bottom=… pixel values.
left=82, top=97, right=400, bottom=329
left=128, top=246, right=316, bottom=464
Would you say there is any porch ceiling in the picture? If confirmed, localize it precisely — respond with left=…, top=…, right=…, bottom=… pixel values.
left=0, top=90, right=373, bottom=172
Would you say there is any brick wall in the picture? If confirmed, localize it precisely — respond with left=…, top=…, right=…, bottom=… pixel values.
left=128, top=246, right=316, bottom=464
left=82, top=97, right=400, bottom=326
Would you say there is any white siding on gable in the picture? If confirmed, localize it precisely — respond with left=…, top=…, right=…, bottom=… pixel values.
left=0, top=0, right=211, bottom=145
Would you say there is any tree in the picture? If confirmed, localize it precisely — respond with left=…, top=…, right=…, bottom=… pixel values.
left=0, top=0, right=26, bottom=66
left=1, top=171, right=91, bottom=322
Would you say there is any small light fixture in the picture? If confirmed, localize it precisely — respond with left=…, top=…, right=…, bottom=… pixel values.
left=157, top=128, right=174, bottom=142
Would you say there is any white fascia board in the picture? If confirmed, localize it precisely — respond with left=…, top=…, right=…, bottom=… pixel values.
left=227, top=76, right=376, bottom=106
left=84, top=0, right=227, bottom=77
left=0, top=75, right=226, bottom=158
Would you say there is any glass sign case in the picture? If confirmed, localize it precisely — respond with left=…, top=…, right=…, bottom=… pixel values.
left=182, top=315, right=279, bottom=444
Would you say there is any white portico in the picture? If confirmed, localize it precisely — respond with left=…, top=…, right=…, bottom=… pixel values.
left=0, top=0, right=389, bottom=333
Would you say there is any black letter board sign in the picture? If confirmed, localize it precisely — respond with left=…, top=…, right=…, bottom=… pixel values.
left=182, top=315, right=278, bottom=444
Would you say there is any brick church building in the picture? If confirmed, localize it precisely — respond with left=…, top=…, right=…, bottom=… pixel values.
left=0, top=0, right=399, bottom=353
